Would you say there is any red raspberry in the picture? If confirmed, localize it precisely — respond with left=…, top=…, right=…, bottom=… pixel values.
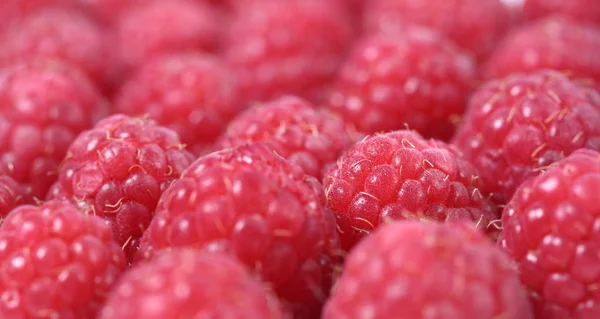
left=0, top=200, right=127, bottom=318
left=451, top=70, right=600, bottom=206
left=522, top=0, right=600, bottom=24
left=0, top=173, right=28, bottom=219
left=101, top=249, right=283, bottom=319
left=0, top=8, right=111, bottom=91
left=217, top=96, right=355, bottom=179
left=0, top=59, right=110, bottom=200
left=115, top=52, right=244, bottom=156
left=363, top=0, right=511, bottom=60
left=75, top=0, right=137, bottom=24
left=223, top=0, right=354, bottom=104
left=137, top=143, right=340, bottom=318
left=500, top=149, right=600, bottom=319
left=327, top=28, right=477, bottom=140
left=323, top=130, right=496, bottom=251
left=324, top=221, right=533, bottom=319
left=47, top=114, right=196, bottom=262
left=483, top=16, right=600, bottom=89
left=113, top=0, right=219, bottom=77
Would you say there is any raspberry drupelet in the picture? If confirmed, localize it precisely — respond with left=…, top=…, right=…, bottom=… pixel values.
left=112, top=0, right=220, bottom=78
left=324, top=221, right=533, bottom=319
left=0, top=172, right=28, bottom=219
left=327, top=27, right=477, bottom=140
left=363, top=0, right=511, bottom=60
left=0, top=8, right=111, bottom=91
left=452, top=70, right=600, bottom=206
left=223, top=0, right=354, bottom=104
left=0, top=200, right=127, bottom=318
left=100, top=249, right=284, bottom=319
left=217, top=96, right=355, bottom=179
left=323, top=130, right=496, bottom=251
left=115, top=52, right=244, bottom=156
left=137, top=143, right=340, bottom=318
left=0, top=59, right=110, bottom=201
left=500, top=149, right=600, bottom=319
left=47, top=114, right=196, bottom=262
left=483, top=16, right=600, bottom=88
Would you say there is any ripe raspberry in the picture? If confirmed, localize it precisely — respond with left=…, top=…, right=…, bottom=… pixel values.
left=323, top=130, right=496, bottom=251
left=451, top=70, right=600, bottom=206
left=113, top=0, right=219, bottom=77
left=363, top=0, right=511, bottom=60
left=327, top=28, right=477, bottom=140
left=324, top=221, right=533, bottom=319
left=0, top=59, right=109, bottom=200
left=137, top=143, right=340, bottom=318
left=483, top=16, right=600, bottom=89
left=500, top=149, right=600, bottom=318
left=0, top=8, right=111, bottom=90
left=47, top=114, right=196, bottom=261
left=217, top=96, right=355, bottom=179
left=223, top=0, right=354, bottom=104
left=0, top=200, right=127, bottom=318
left=76, top=0, right=137, bottom=24
left=115, top=52, right=244, bottom=156
left=522, top=0, right=600, bottom=24
left=101, top=249, right=283, bottom=319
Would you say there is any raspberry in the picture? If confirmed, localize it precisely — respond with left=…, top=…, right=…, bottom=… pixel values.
left=0, top=173, right=28, bottom=219
left=137, top=143, right=340, bottom=318
left=483, top=16, right=600, bottom=89
left=113, top=0, right=219, bottom=77
left=451, top=70, right=600, bottom=205
left=0, top=200, right=127, bottom=318
left=327, top=28, right=477, bottom=140
left=363, top=0, right=511, bottom=60
left=500, top=149, right=600, bottom=318
left=0, top=59, right=110, bottom=200
left=115, top=52, right=244, bottom=156
left=217, top=96, right=355, bottom=179
left=76, top=0, right=138, bottom=24
left=522, top=0, right=600, bottom=24
left=323, top=130, right=496, bottom=251
left=324, top=221, right=533, bottom=319
left=47, top=114, right=196, bottom=262
left=0, top=8, right=111, bottom=91
left=223, top=0, right=354, bottom=104
left=100, top=249, right=284, bottom=319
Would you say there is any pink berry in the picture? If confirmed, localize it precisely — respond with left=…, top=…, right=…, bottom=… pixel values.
left=325, top=221, right=533, bottom=319
left=137, top=143, right=340, bottom=318
left=0, top=200, right=127, bottom=318
left=47, top=114, right=195, bottom=261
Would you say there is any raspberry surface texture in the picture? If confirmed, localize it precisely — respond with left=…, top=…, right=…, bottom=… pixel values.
left=0, top=59, right=109, bottom=200
left=327, top=28, right=477, bottom=140
left=0, top=200, right=127, bottom=318
left=217, top=96, right=355, bottom=179
left=223, top=0, right=354, bottom=104
left=100, top=249, right=284, bottom=319
left=115, top=52, right=244, bottom=156
left=0, top=8, right=111, bottom=90
left=112, top=0, right=219, bottom=77
left=451, top=70, right=600, bottom=205
left=500, top=149, right=600, bottom=319
left=0, top=173, right=28, bottom=219
left=324, top=221, right=533, bottom=319
left=363, top=0, right=511, bottom=59
left=522, top=0, right=600, bottom=24
left=483, top=16, right=600, bottom=87
left=323, top=130, right=496, bottom=251
left=137, top=143, right=340, bottom=318
left=47, top=114, right=195, bottom=261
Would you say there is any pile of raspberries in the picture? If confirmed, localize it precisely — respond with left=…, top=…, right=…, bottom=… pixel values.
left=1, top=0, right=600, bottom=318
